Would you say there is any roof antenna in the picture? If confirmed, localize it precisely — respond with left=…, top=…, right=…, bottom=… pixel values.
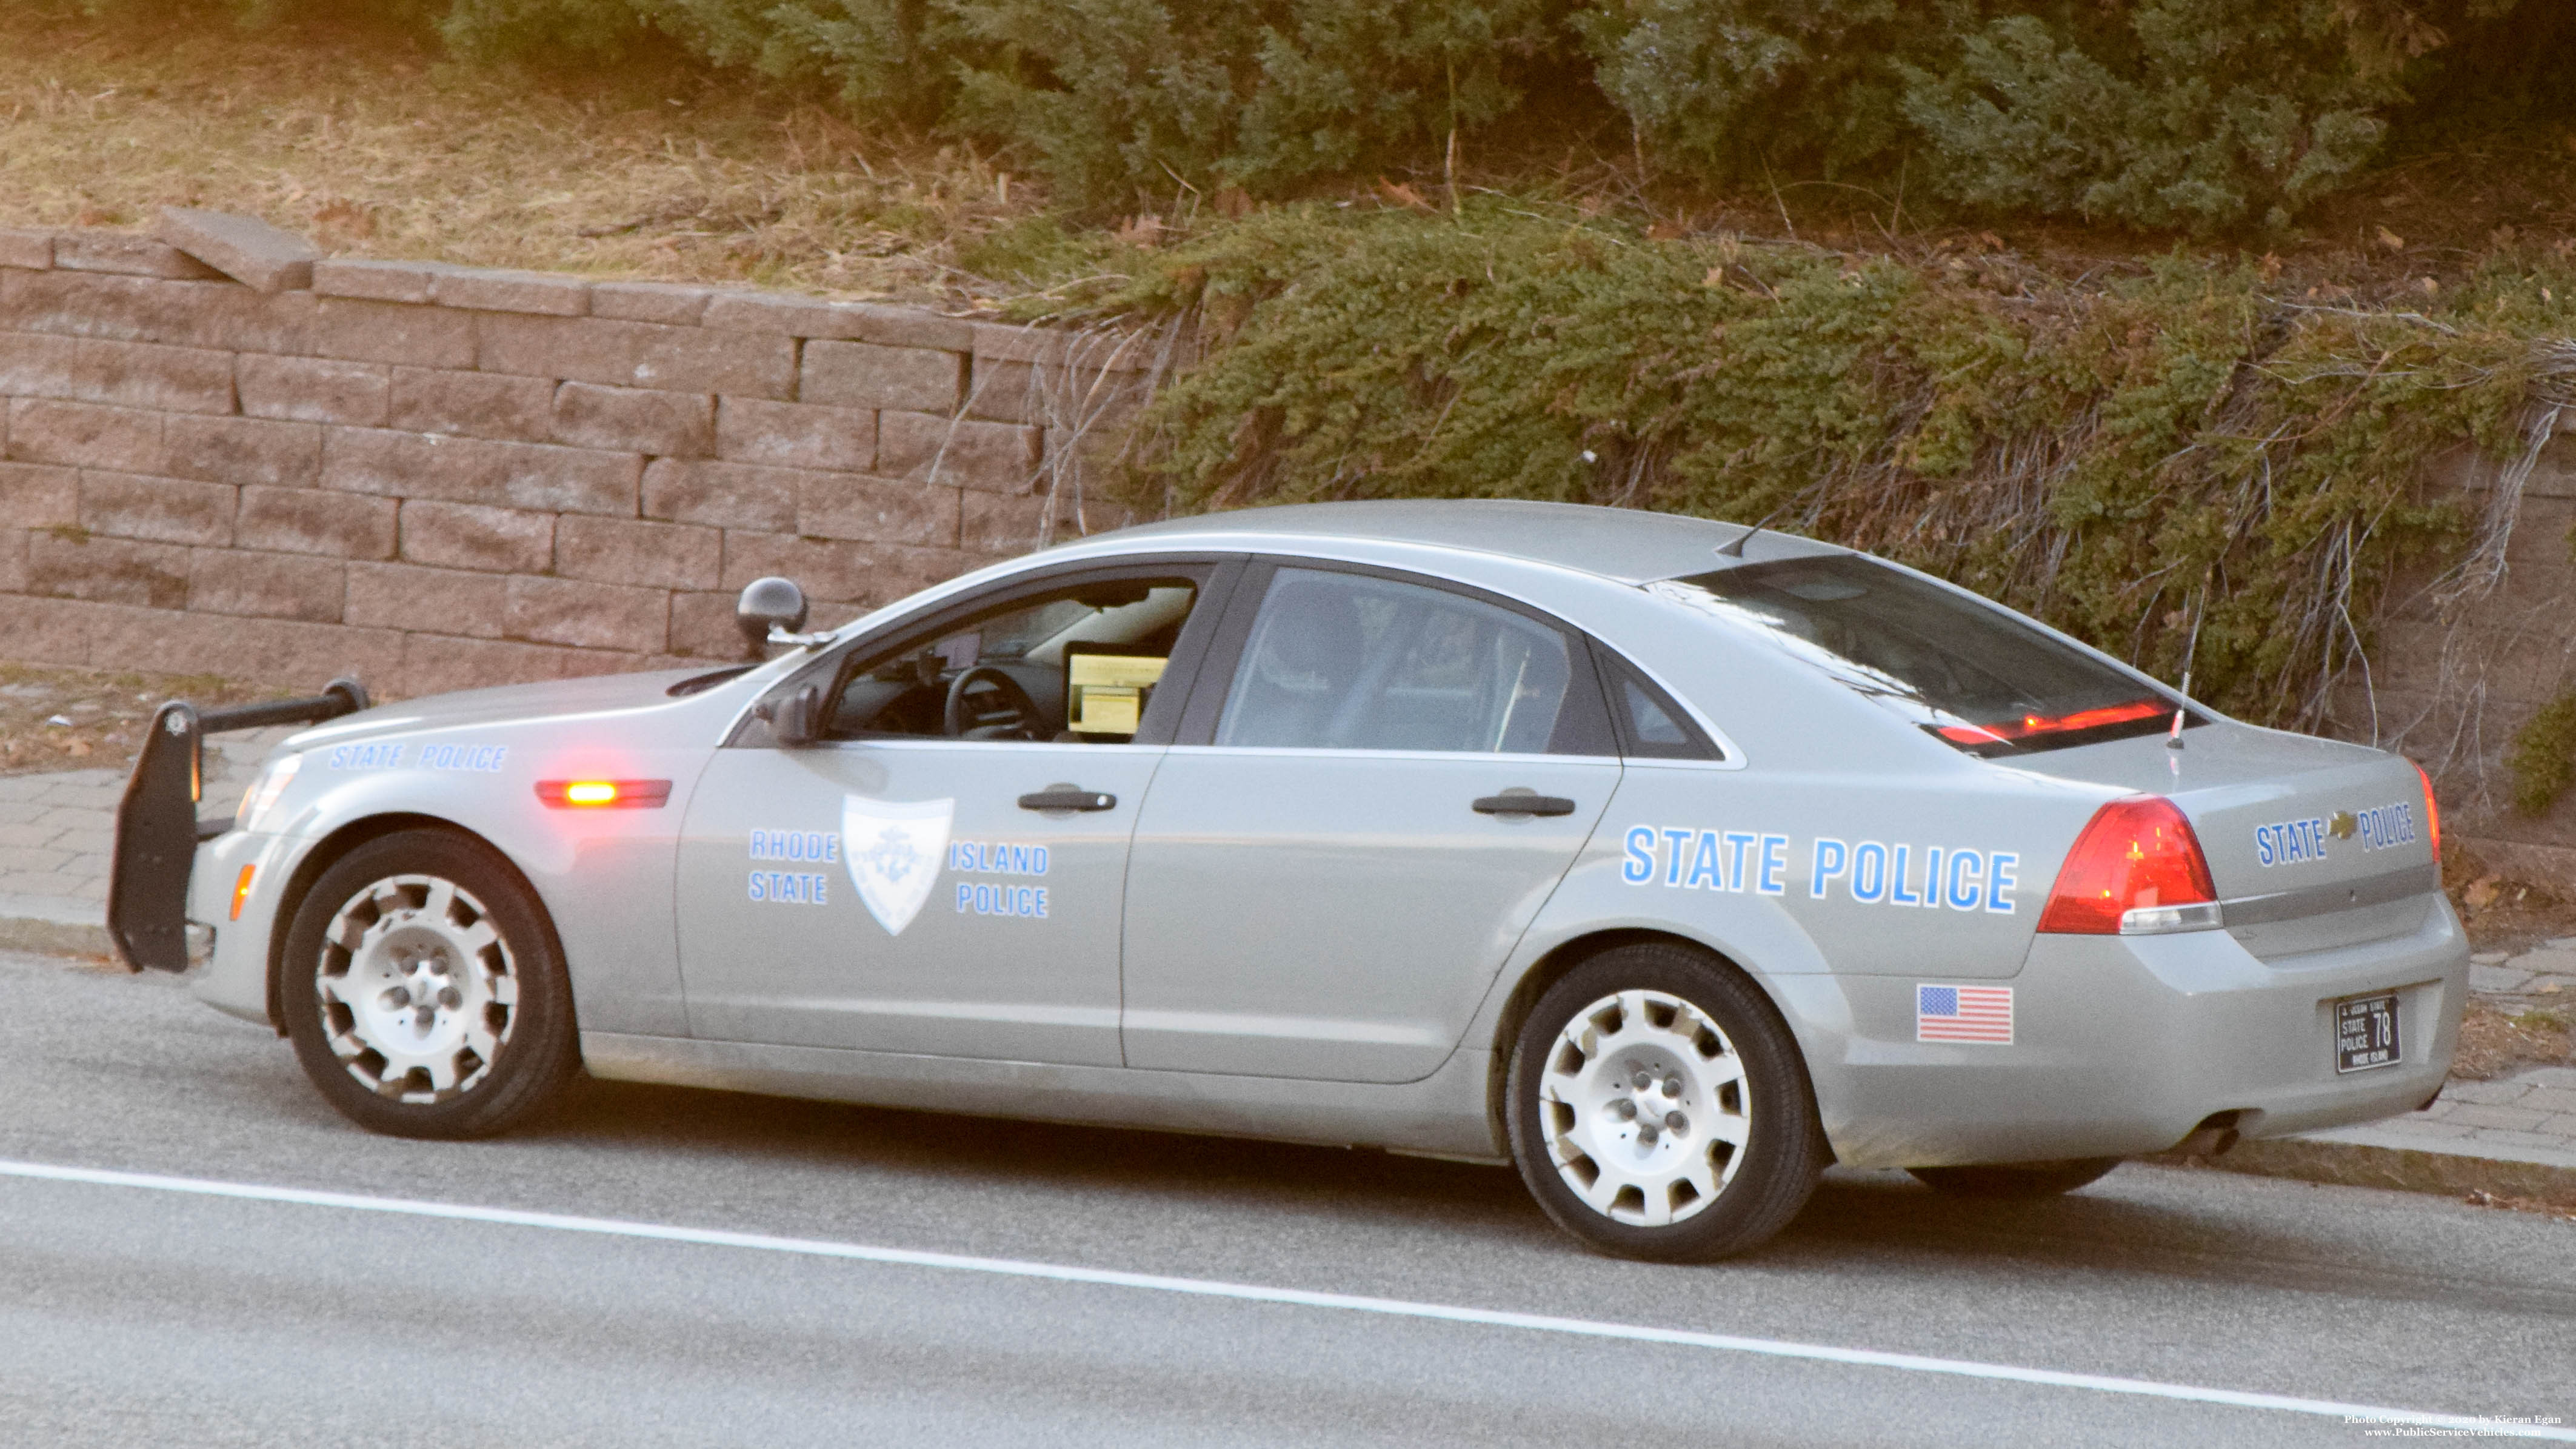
left=1715, top=501, right=1792, bottom=558
left=2167, top=579, right=2208, bottom=751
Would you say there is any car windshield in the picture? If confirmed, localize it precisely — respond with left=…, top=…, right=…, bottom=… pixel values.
left=1656, top=555, right=2186, bottom=755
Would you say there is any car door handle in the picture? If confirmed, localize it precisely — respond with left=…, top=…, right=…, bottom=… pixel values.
left=1019, top=788, right=1117, bottom=812
left=1473, top=793, right=1577, bottom=817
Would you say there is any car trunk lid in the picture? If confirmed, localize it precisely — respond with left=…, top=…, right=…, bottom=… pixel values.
left=2001, top=723, right=2437, bottom=959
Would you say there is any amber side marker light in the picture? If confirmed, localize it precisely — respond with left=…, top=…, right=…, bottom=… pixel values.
left=535, top=780, right=673, bottom=809
left=229, top=865, right=256, bottom=921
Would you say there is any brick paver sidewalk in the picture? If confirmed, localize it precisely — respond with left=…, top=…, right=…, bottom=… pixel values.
left=0, top=732, right=285, bottom=955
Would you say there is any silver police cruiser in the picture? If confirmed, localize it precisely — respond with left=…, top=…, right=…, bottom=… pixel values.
left=108, top=500, right=2465, bottom=1262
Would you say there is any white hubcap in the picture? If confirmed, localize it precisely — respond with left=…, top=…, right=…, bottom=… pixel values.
left=1540, top=989, right=1752, bottom=1226
left=315, top=874, right=516, bottom=1103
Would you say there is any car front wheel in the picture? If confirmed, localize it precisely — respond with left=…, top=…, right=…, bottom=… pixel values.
left=281, top=831, right=578, bottom=1140
left=1506, top=943, right=1826, bottom=1262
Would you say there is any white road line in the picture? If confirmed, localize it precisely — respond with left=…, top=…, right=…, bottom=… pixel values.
left=0, top=1157, right=2563, bottom=1440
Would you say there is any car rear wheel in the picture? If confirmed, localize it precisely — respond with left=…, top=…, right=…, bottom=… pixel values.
left=281, top=831, right=578, bottom=1140
left=1506, top=943, right=1826, bottom=1262
left=1906, top=1159, right=2122, bottom=1199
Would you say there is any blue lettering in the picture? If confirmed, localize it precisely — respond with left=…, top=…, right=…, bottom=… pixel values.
left=1810, top=838, right=1849, bottom=899
left=1757, top=835, right=1789, bottom=896
left=956, top=882, right=973, bottom=912
left=2255, top=826, right=2274, bottom=867
left=950, top=840, right=1051, bottom=876
left=1661, top=829, right=1693, bottom=887
left=1622, top=827, right=1655, bottom=885
left=1684, top=831, right=1724, bottom=891
left=1853, top=843, right=1888, bottom=903
left=1723, top=831, right=1757, bottom=894
left=1947, top=850, right=1983, bottom=910
left=1986, top=853, right=2018, bottom=913
left=1920, top=848, right=1944, bottom=909
left=327, top=743, right=404, bottom=770
left=748, top=872, right=827, bottom=904
left=1890, top=845, right=1921, bottom=906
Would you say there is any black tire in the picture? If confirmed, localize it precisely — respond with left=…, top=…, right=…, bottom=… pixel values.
left=281, top=830, right=578, bottom=1140
left=1906, top=1158, right=2122, bottom=1199
left=1505, top=942, right=1826, bottom=1263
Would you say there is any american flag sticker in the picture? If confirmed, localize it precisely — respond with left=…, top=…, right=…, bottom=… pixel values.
left=1917, top=984, right=2014, bottom=1043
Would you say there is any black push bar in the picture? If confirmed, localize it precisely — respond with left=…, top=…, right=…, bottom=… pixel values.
left=106, top=677, right=370, bottom=973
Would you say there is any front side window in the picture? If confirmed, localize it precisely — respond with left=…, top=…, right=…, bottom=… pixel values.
left=1215, top=568, right=1571, bottom=753
left=1658, top=555, right=2183, bottom=756
left=829, top=576, right=1200, bottom=742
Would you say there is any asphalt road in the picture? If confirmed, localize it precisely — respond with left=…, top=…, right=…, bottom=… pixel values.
left=0, top=947, right=2568, bottom=1448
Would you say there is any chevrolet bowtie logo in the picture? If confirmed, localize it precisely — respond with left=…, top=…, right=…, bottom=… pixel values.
left=2327, top=811, right=2358, bottom=840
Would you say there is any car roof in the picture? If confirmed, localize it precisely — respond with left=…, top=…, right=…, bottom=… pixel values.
left=1087, top=500, right=1848, bottom=586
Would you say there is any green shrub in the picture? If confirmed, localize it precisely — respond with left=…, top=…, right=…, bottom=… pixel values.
left=1093, top=202, right=2569, bottom=726
left=941, top=0, right=1561, bottom=212
left=1897, top=2, right=2393, bottom=230
left=633, top=0, right=949, bottom=120
left=2508, top=690, right=2576, bottom=816
left=1573, top=0, right=1923, bottom=185
left=441, top=0, right=1564, bottom=210
left=1576, top=0, right=2536, bottom=231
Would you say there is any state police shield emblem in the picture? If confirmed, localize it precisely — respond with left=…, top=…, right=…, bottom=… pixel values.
left=841, top=795, right=954, bottom=936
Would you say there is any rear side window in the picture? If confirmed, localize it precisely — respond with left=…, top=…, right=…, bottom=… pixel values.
left=1215, top=567, right=1573, bottom=754
left=1593, top=654, right=1716, bottom=760
left=1660, top=556, right=2185, bottom=756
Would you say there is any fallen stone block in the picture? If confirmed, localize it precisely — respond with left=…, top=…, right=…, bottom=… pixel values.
left=155, top=208, right=321, bottom=293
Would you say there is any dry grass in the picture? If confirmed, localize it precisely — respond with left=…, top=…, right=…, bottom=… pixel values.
left=2452, top=1000, right=2576, bottom=1080
left=0, top=663, right=287, bottom=778
left=0, top=7, right=1075, bottom=306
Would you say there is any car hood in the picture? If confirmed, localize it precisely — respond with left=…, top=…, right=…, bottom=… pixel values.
left=284, top=666, right=735, bottom=749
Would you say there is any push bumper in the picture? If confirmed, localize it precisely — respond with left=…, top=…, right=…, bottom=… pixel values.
left=105, top=679, right=367, bottom=973
left=1791, top=897, right=2468, bottom=1170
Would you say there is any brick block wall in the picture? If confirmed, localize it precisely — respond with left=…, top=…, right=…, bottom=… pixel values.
left=0, top=221, right=1149, bottom=700
left=2329, top=423, right=2576, bottom=875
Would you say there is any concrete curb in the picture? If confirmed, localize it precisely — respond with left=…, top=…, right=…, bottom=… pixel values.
left=2148, top=1129, right=2576, bottom=1204
left=0, top=898, right=110, bottom=960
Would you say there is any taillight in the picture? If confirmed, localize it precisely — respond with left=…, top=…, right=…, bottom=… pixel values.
left=2037, top=795, right=2218, bottom=935
left=2412, top=761, right=2441, bottom=862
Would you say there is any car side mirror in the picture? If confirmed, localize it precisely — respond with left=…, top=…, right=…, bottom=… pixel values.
left=755, top=684, right=822, bottom=748
left=736, top=577, right=817, bottom=654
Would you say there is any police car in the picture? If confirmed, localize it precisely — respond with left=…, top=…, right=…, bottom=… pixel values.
left=108, top=501, right=2466, bottom=1262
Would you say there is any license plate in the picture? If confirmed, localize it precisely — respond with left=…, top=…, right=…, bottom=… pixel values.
left=2334, top=993, right=2401, bottom=1074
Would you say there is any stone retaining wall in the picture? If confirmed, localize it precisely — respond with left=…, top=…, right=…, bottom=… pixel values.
left=0, top=219, right=1144, bottom=700
left=2338, top=426, right=2576, bottom=877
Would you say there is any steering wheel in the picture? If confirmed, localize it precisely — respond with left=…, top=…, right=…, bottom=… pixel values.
left=943, top=666, right=1041, bottom=740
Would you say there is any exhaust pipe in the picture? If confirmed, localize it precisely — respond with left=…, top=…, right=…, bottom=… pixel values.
left=2172, top=1110, right=2243, bottom=1158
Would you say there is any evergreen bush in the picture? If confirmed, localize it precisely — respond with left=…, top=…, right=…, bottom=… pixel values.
left=1577, top=0, right=2534, bottom=231
left=940, top=0, right=1560, bottom=212
left=1089, top=201, right=2575, bottom=727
